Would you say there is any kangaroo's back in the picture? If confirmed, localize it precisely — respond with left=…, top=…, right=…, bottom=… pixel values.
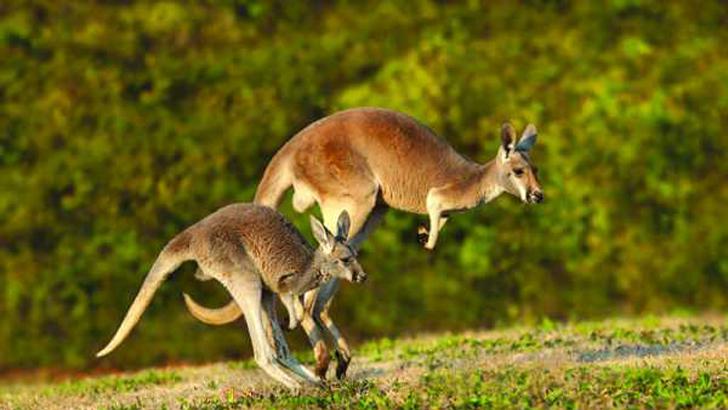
left=190, top=204, right=313, bottom=291
left=255, top=107, right=480, bottom=214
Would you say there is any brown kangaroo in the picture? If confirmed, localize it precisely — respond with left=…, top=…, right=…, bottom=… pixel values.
left=184, top=107, right=544, bottom=379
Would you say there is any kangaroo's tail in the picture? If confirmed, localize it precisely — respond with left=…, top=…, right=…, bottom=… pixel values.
left=253, top=149, right=293, bottom=208
left=183, top=294, right=242, bottom=325
left=184, top=147, right=293, bottom=326
left=96, top=234, right=191, bottom=357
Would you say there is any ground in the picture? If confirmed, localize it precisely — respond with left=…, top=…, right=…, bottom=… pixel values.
left=1, top=315, right=726, bottom=409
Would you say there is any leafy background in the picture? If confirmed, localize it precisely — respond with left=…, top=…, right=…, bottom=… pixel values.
left=1, top=0, right=726, bottom=371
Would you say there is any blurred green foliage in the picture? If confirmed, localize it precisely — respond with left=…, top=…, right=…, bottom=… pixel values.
left=0, top=0, right=726, bottom=370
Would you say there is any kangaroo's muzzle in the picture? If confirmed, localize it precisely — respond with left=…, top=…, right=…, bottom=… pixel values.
left=352, top=269, right=367, bottom=283
left=528, top=190, right=544, bottom=204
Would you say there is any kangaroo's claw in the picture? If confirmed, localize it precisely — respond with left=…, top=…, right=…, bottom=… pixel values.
left=287, top=315, right=299, bottom=331
left=417, top=225, right=429, bottom=246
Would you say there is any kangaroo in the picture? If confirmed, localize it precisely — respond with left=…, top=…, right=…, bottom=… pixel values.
left=96, top=203, right=366, bottom=388
left=184, top=107, right=544, bottom=379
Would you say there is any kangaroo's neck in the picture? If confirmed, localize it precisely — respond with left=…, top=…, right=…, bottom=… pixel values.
left=289, top=250, right=325, bottom=295
left=476, top=160, right=504, bottom=204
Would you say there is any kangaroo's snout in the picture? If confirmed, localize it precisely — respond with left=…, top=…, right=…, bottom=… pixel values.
left=528, top=190, right=544, bottom=204
left=353, top=270, right=367, bottom=283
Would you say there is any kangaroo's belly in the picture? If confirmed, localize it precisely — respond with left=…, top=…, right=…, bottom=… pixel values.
left=377, top=177, right=430, bottom=214
left=291, top=152, right=433, bottom=215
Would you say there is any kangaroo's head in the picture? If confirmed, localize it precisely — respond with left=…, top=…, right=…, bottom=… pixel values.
left=495, top=122, right=543, bottom=204
left=310, top=211, right=367, bottom=283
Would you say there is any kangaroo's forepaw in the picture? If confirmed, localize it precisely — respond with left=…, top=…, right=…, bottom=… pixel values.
left=417, top=225, right=429, bottom=246
left=287, top=316, right=299, bottom=331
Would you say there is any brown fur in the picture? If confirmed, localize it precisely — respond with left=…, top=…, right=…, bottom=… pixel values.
left=201, top=107, right=544, bottom=380
left=259, top=108, right=481, bottom=214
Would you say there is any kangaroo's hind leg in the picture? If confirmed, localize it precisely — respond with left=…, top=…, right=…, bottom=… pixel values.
left=261, top=290, right=321, bottom=385
left=349, top=204, right=387, bottom=250
left=217, top=271, right=301, bottom=388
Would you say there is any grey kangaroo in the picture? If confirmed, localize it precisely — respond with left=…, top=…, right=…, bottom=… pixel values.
left=97, top=203, right=366, bottom=388
left=185, top=107, right=544, bottom=379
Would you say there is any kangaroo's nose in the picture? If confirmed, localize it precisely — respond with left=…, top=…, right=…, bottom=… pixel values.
left=531, top=190, right=544, bottom=203
left=354, top=271, right=367, bottom=283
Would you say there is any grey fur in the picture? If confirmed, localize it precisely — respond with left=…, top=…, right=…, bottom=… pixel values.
left=97, top=203, right=365, bottom=388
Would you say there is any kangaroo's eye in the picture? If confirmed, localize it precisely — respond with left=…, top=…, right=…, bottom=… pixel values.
left=514, top=168, right=525, bottom=177
left=341, top=257, right=352, bottom=264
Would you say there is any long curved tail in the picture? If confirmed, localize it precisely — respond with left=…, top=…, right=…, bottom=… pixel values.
left=183, top=294, right=242, bottom=325
left=182, top=149, right=293, bottom=325
left=97, top=240, right=189, bottom=357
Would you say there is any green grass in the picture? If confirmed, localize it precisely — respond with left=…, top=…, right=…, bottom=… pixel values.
left=1, top=315, right=726, bottom=409
left=50, top=369, right=183, bottom=396
left=182, top=364, right=727, bottom=409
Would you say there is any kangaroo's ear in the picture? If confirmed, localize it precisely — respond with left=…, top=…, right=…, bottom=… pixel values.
left=336, top=211, right=351, bottom=242
left=310, top=215, right=334, bottom=251
left=516, top=124, right=538, bottom=152
left=501, top=122, right=517, bottom=158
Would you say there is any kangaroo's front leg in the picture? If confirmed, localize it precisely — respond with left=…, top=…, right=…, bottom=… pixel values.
left=423, top=189, right=445, bottom=250
left=279, top=293, right=304, bottom=330
left=417, top=217, right=449, bottom=247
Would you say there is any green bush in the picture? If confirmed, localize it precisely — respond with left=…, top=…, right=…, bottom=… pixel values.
left=1, top=0, right=726, bottom=369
